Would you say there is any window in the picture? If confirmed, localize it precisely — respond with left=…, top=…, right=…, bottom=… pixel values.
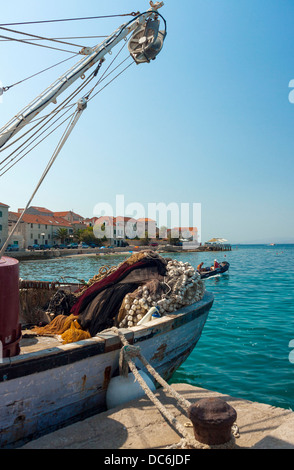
left=38, top=224, right=41, bottom=229
left=31, top=234, right=33, bottom=239
left=31, top=223, right=33, bottom=228
left=0, top=211, right=2, bottom=217
left=0, top=225, right=2, bottom=231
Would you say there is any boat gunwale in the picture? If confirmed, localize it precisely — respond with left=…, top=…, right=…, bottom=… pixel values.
left=0, top=292, right=214, bottom=383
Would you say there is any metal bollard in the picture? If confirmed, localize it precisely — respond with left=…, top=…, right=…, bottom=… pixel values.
left=188, top=397, right=237, bottom=446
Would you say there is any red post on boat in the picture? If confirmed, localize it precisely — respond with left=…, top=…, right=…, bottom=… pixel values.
left=0, top=257, right=21, bottom=358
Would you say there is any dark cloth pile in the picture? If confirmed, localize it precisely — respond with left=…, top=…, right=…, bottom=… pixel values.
left=33, top=251, right=168, bottom=341
left=72, top=252, right=168, bottom=336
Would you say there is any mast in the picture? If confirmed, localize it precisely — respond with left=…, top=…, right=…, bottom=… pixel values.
left=0, top=2, right=165, bottom=149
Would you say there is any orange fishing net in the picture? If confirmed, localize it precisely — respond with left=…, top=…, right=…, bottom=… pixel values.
left=32, top=313, right=91, bottom=344
left=60, top=318, right=91, bottom=344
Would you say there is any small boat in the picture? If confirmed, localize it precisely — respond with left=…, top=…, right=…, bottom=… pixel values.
left=0, top=291, right=213, bottom=449
left=200, top=261, right=230, bottom=279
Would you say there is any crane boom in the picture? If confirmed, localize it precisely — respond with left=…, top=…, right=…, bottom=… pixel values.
left=0, top=2, right=165, bottom=149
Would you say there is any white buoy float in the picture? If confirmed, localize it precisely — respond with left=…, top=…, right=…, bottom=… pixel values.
left=106, top=370, right=156, bottom=410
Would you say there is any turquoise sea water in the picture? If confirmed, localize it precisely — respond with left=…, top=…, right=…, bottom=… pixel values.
left=19, top=245, right=294, bottom=411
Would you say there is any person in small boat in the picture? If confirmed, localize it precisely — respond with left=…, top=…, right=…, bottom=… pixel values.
left=211, top=259, right=220, bottom=270
left=197, top=262, right=204, bottom=272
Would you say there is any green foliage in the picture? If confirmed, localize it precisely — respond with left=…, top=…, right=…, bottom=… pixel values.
left=73, top=228, right=84, bottom=243
left=142, top=231, right=150, bottom=246
left=81, top=226, right=102, bottom=246
left=53, top=227, right=69, bottom=243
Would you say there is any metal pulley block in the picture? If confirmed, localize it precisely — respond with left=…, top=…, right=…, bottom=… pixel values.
left=128, top=17, right=166, bottom=64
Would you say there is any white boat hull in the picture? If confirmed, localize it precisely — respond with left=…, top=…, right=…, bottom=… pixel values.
left=0, top=291, right=213, bottom=448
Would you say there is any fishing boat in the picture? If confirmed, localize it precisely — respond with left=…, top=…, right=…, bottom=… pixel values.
left=0, top=2, right=215, bottom=449
left=200, top=261, right=230, bottom=279
left=0, top=284, right=213, bottom=449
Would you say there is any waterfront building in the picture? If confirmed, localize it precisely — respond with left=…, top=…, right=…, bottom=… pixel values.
left=9, top=211, right=73, bottom=248
left=84, top=217, right=98, bottom=227
left=137, top=218, right=157, bottom=239
left=0, top=202, right=9, bottom=248
left=3, top=202, right=198, bottom=250
left=170, top=226, right=199, bottom=243
left=53, top=210, right=84, bottom=224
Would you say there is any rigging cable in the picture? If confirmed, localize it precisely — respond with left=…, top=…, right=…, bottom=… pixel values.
left=0, top=60, right=100, bottom=154
left=0, top=26, right=86, bottom=48
left=1, top=50, right=129, bottom=167
left=84, top=37, right=128, bottom=100
left=0, top=53, right=109, bottom=172
left=0, top=104, right=86, bottom=258
left=0, top=111, right=76, bottom=177
left=0, top=50, right=132, bottom=174
left=0, top=12, right=139, bottom=27
left=0, top=10, right=166, bottom=148
left=87, top=60, right=134, bottom=103
left=0, top=33, right=79, bottom=54
left=0, top=35, right=109, bottom=42
left=0, top=101, right=77, bottom=169
left=0, top=10, right=166, bottom=173
left=2, top=54, right=79, bottom=92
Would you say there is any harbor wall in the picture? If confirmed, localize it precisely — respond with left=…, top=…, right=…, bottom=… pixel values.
left=9, top=244, right=232, bottom=262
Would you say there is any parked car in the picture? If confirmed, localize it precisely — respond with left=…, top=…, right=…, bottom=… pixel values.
left=88, top=243, right=97, bottom=248
left=67, top=243, right=78, bottom=249
left=40, top=244, right=52, bottom=250
left=5, top=244, right=19, bottom=252
left=54, top=244, right=67, bottom=249
left=79, top=243, right=89, bottom=248
left=149, top=242, right=158, bottom=247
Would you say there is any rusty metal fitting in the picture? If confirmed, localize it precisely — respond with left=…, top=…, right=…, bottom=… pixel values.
left=188, top=397, right=237, bottom=446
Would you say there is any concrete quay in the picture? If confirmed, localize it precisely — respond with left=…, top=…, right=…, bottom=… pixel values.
left=20, top=383, right=294, bottom=450
left=10, top=243, right=232, bottom=262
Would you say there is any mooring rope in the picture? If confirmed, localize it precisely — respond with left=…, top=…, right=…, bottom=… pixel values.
left=109, top=327, right=238, bottom=449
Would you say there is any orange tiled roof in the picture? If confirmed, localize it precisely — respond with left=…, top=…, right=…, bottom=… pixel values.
left=0, top=202, right=9, bottom=207
left=53, top=211, right=68, bottom=216
left=172, top=227, right=198, bottom=232
left=18, top=206, right=53, bottom=214
left=137, top=218, right=156, bottom=222
left=10, top=212, right=72, bottom=227
left=54, top=211, right=84, bottom=219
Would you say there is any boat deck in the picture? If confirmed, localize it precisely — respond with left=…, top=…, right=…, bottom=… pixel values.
left=20, top=330, right=63, bottom=354
left=10, top=292, right=213, bottom=363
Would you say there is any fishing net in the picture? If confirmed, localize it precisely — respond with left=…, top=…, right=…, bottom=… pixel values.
left=20, top=287, right=58, bottom=325
left=32, top=251, right=205, bottom=344
left=117, top=258, right=205, bottom=328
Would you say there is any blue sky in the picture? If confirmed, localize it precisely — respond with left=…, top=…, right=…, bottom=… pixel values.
left=1, top=0, right=294, bottom=244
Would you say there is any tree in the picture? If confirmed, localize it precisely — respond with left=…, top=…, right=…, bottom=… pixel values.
left=142, top=231, right=150, bottom=246
left=81, top=226, right=102, bottom=246
left=54, top=228, right=69, bottom=244
left=73, top=228, right=84, bottom=243
left=158, top=225, right=168, bottom=240
left=167, top=232, right=180, bottom=246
